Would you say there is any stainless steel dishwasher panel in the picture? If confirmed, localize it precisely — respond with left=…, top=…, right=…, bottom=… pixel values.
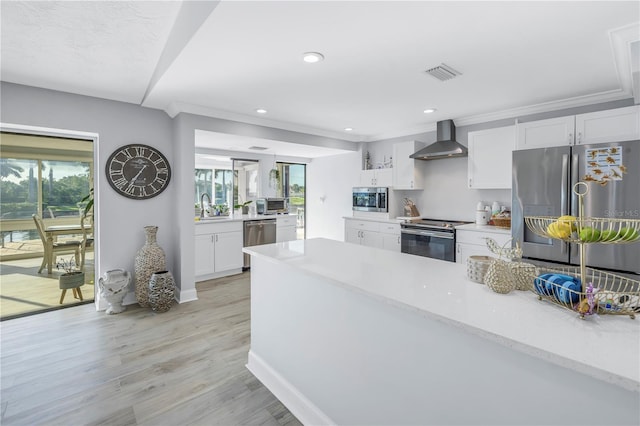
left=243, top=219, right=277, bottom=268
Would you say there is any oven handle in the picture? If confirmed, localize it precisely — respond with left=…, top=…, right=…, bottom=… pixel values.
left=401, top=229, right=454, bottom=239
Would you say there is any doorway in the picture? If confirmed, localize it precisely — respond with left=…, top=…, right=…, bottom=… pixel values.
left=0, top=130, right=96, bottom=320
left=276, top=162, right=306, bottom=239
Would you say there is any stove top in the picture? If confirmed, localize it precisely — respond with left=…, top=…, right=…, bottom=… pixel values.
left=401, top=218, right=472, bottom=230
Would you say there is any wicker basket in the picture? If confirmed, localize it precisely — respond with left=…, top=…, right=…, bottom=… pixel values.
left=467, top=256, right=494, bottom=284
left=492, top=217, right=511, bottom=228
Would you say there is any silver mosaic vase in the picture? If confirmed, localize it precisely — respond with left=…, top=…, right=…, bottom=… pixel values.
left=148, top=270, right=175, bottom=313
left=134, top=226, right=166, bottom=307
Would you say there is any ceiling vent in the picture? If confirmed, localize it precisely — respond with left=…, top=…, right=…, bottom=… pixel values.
left=248, top=146, right=269, bottom=151
left=425, top=63, right=462, bottom=81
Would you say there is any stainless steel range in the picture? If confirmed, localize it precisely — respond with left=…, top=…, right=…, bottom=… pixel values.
left=401, top=218, right=471, bottom=262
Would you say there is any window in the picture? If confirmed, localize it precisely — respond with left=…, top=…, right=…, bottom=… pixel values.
left=195, top=166, right=233, bottom=208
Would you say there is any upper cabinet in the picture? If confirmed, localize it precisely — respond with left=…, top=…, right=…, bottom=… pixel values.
left=468, top=125, right=515, bottom=189
left=516, top=106, right=640, bottom=150
left=392, top=140, right=424, bottom=190
left=516, top=116, right=575, bottom=149
left=360, top=168, right=392, bottom=187
left=575, top=105, right=640, bottom=145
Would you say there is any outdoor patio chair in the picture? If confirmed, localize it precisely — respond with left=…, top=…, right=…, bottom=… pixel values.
left=79, top=212, right=94, bottom=271
left=32, top=214, right=81, bottom=274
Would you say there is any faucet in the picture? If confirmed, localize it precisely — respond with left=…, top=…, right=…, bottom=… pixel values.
left=200, top=193, right=211, bottom=218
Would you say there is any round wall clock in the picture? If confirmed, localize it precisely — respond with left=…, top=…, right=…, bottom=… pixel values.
left=106, top=144, right=171, bottom=200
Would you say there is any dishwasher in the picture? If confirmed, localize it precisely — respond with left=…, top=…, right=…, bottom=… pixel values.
left=243, top=218, right=277, bottom=269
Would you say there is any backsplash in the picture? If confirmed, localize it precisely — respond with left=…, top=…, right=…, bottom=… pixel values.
left=393, top=156, right=510, bottom=222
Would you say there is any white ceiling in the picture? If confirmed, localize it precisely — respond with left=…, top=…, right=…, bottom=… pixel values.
left=1, top=1, right=639, bottom=157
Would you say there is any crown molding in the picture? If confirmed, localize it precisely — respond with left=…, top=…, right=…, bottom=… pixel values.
left=164, top=101, right=364, bottom=143
left=454, top=88, right=632, bottom=128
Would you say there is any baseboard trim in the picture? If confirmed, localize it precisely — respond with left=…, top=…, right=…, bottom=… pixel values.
left=177, top=288, right=198, bottom=303
left=246, top=350, right=334, bottom=426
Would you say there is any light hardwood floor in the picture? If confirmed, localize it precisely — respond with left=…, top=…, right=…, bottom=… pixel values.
left=0, top=272, right=301, bottom=426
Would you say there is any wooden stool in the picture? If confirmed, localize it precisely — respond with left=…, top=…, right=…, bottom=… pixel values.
left=60, top=287, right=84, bottom=304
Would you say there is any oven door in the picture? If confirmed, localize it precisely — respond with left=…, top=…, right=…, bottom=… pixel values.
left=401, top=228, right=456, bottom=262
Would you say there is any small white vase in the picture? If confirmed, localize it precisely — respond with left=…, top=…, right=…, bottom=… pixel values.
left=99, top=269, right=130, bottom=315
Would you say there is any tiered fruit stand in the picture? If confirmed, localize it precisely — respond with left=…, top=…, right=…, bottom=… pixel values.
left=524, top=182, right=640, bottom=319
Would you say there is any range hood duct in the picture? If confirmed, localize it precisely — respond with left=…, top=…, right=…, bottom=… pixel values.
left=410, top=120, right=468, bottom=160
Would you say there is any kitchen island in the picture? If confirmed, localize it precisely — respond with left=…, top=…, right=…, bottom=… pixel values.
left=243, top=238, right=639, bottom=425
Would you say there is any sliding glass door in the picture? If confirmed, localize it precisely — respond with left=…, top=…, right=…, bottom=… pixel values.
left=276, top=162, right=305, bottom=239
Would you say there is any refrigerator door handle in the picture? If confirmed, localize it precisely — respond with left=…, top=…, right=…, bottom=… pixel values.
left=561, top=154, right=569, bottom=217
left=560, top=154, right=569, bottom=255
left=570, top=154, right=580, bottom=217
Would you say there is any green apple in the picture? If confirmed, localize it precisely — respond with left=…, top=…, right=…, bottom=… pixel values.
left=579, top=227, right=601, bottom=242
left=600, top=229, right=619, bottom=242
left=619, top=227, right=639, bottom=242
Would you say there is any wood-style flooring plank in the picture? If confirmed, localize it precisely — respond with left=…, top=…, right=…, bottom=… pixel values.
left=0, top=272, right=301, bottom=426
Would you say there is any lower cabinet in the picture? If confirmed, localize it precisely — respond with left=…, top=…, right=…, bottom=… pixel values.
left=195, top=221, right=243, bottom=281
left=345, top=219, right=399, bottom=251
left=380, top=223, right=401, bottom=252
left=276, top=215, right=297, bottom=242
left=456, top=228, right=512, bottom=265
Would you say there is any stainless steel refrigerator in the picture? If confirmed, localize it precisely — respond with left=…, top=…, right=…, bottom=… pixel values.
left=512, top=140, right=640, bottom=275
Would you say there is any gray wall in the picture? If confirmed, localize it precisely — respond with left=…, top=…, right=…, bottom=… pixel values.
left=1, top=82, right=175, bottom=307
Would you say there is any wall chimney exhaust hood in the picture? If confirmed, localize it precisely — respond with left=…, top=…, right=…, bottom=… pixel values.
left=410, top=120, right=468, bottom=160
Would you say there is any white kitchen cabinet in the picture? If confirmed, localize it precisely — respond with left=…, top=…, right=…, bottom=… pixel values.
left=516, top=106, right=640, bottom=150
left=575, top=105, right=640, bottom=145
left=380, top=223, right=401, bottom=252
left=195, top=221, right=243, bottom=281
left=360, top=168, right=392, bottom=187
left=516, top=116, right=575, bottom=149
left=467, top=125, right=515, bottom=189
left=392, top=141, right=424, bottom=189
left=344, top=218, right=383, bottom=249
left=456, top=227, right=512, bottom=265
left=276, top=215, right=297, bottom=242
left=195, top=233, right=216, bottom=277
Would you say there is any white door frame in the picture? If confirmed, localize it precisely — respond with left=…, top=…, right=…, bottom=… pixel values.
left=0, top=122, right=102, bottom=310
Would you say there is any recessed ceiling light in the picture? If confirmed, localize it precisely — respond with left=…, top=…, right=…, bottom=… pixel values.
left=344, top=127, right=353, bottom=132
left=303, top=52, right=324, bottom=63
left=256, top=108, right=267, bottom=114
left=423, top=108, right=437, bottom=114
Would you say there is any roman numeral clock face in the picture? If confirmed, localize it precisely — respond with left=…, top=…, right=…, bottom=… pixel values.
left=106, top=144, right=171, bottom=200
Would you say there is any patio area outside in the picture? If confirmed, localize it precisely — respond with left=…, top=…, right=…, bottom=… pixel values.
left=0, top=237, right=95, bottom=320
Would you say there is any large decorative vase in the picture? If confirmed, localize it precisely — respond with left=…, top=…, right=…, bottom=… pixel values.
left=148, top=270, right=175, bottom=313
left=98, top=269, right=130, bottom=315
left=134, top=226, right=166, bottom=307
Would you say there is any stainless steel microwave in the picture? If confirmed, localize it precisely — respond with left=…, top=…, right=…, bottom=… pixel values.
left=256, top=198, right=288, bottom=215
left=352, top=187, right=388, bottom=212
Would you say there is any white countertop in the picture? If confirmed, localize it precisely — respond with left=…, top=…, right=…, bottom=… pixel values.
left=195, top=213, right=294, bottom=224
left=343, top=216, right=403, bottom=224
left=456, top=223, right=511, bottom=234
left=244, top=238, right=640, bottom=392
